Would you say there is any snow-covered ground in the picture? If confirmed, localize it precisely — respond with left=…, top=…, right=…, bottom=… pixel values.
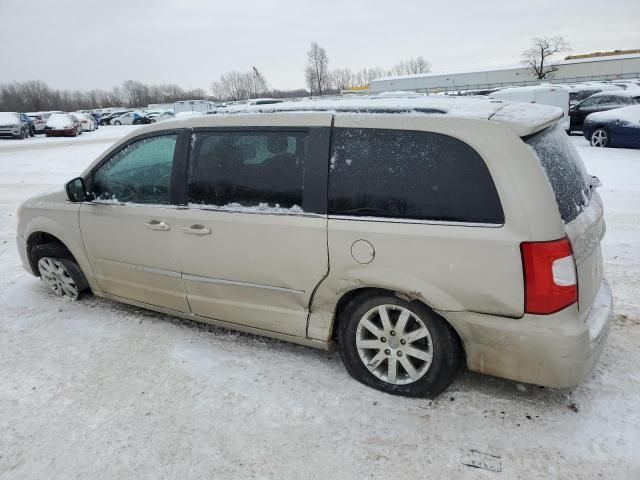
left=0, top=128, right=639, bottom=478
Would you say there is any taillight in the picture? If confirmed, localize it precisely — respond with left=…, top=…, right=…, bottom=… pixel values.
left=521, top=238, right=577, bottom=314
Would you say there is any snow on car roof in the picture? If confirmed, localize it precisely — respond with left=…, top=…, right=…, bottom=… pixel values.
left=586, top=104, right=640, bottom=123
left=135, top=94, right=563, bottom=137
left=590, top=88, right=640, bottom=98
left=46, top=113, right=74, bottom=128
left=209, top=94, right=563, bottom=136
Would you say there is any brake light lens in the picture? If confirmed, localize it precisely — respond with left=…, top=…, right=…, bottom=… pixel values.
left=521, top=238, right=578, bottom=314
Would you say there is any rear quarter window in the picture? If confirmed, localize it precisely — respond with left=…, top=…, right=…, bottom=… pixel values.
left=525, top=124, right=590, bottom=223
left=328, top=128, right=504, bottom=224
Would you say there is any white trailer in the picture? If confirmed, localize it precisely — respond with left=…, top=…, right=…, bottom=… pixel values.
left=174, top=100, right=216, bottom=114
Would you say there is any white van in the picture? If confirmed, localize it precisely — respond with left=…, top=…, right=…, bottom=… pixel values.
left=490, top=85, right=570, bottom=131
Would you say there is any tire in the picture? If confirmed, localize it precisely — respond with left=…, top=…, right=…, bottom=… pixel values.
left=31, top=244, right=89, bottom=300
left=29, top=126, right=35, bottom=137
left=18, top=128, right=26, bottom=140
left=337, top=293, right=462, bottom=397
left=590, top=127, right=609, bottom=147
left=113, top=120, right=121, bottom=126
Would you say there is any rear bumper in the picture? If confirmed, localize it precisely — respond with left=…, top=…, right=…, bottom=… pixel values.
left=442, top=278, right=613, bottom=388
left=45, top=129, right=75, bottom=137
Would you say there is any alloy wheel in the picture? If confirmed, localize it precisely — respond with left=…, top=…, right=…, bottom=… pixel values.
left=591, top=129, right=608, bottom=147
left=37, top=257, right=79, bottom=300
left=356, top=304, right=433, bottom=385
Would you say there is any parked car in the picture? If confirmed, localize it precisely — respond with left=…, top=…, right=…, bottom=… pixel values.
left=99, top=111, right=130, bottom=126
left=147, top=111, right=174, bottom=123
left=45, top=113, right=83, bottom=137
left=75, top=112, right=97, bottom=132
left=583, top=104, right=640, bottom=148
left=16, top=96, right=612, bottom=398
left=27, top=112, right=51, bottom=134
left=20, top=113, right=36, bottom=136
left=112, top=112, right=143, bottom=125
left=0, top=112, right=31, bottom=139
left=558, top=82, right=622, bottom=106
left=568, top=90, right=640, bottom=133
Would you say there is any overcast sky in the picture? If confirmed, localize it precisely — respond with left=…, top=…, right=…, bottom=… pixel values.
left=1, top=0, right=639, bottom=92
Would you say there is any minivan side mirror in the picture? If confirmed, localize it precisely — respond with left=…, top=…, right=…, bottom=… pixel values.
left=65, top=177, right=91, bottom=202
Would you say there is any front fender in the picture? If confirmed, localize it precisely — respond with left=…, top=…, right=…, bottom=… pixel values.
left=20, top=202, right=101, bottom=294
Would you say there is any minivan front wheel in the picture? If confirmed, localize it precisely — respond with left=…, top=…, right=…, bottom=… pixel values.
left=337, top=294, right=462, bottom=397
left=590, top=128, right=609, bottom=147
left=32, top=245, right=89, bottom=300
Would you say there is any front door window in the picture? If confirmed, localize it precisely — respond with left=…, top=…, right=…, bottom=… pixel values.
left=92, top=134, right=177, bottom=204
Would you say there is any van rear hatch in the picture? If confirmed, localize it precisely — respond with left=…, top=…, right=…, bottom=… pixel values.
left=525, top=124, right=605, bottom=317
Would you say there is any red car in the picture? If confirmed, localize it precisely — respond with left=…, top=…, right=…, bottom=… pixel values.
left=44, top=113, right=83, bottom=137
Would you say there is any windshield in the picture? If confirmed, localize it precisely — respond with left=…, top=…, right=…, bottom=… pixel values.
left=525, top=124, right=591, bottom=223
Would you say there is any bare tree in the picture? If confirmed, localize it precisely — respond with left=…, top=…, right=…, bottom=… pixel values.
left=352, top=67, right=386, bottom=87
left=122, top=80, right=151, bottom=107
left=304, top=42, right=330, bottom=96
left=332, top=68, right=354, bottom=91
left=245, top=67, right=269, bottom=99
left=389, top=56, right=432, bottom=76
left=210, top=68, right=269, bottom=101
left=521, top=36, right=570, bottom=79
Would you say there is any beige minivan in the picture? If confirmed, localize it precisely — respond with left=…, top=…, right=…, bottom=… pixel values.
left=16, top=95, right=613, bottom=397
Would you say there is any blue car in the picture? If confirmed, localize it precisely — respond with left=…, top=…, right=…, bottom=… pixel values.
left=583, top=105, right=640, bottom=149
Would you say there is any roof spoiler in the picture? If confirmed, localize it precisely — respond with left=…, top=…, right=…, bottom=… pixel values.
left=489, top=102, right=564, bottom=137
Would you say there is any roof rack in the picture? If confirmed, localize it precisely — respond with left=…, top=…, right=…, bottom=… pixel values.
left=207, top=106, right=446, bottom=115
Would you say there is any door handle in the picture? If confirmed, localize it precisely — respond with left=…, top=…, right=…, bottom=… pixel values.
left=180, top=224, right=211, bottom=235
left=144, top=220, right=170, bottom=231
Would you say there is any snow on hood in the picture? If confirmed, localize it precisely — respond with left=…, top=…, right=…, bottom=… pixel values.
left=586, top=105, right=640, bottom=124
left=46, top=114, right=74, bottom=128
left=0, top=112, right=20, bottom=125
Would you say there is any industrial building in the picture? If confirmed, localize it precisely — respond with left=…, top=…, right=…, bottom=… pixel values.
left=369, top=53, right=640, bottom=93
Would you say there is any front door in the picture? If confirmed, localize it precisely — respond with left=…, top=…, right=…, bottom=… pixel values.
left=175, top=124, right=331, bottom=337
left=79, top=132, right=189, bottom=312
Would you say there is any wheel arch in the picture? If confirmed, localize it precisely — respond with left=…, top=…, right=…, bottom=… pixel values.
left=326, top=287, right=466, bottom=356
left=26, top=231, right=77, bottom=276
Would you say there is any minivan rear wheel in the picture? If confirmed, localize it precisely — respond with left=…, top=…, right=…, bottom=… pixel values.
left=337, top=294, right=462, bottom=397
